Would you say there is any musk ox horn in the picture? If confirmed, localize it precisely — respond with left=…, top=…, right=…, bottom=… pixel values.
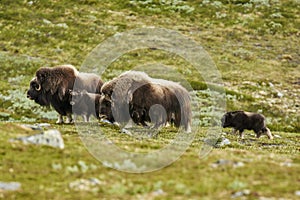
left=35, top=83, right=41, bottom=91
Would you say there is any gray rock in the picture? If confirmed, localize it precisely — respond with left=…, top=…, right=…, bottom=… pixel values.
left=231, top=189, right=250, bottom=198
left=211, top=159, right=245, bottom=168
left=0, top=181, right=21, bottom=191
left=11, top=129, right=64, bottom=149
left=19, top=123, right=51, bottom=131
left=219, top=138, right=231, bottom=146
left=69, top=178, right=102, bottom=191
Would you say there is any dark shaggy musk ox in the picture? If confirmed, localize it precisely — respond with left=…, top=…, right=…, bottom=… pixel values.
left=221, top=111, right=273, bottom=139
left=27, top=65, right=103, bottom=123
left=99, top=71, right=192, bottom=132
left=68, top=90, right=101, bottom=122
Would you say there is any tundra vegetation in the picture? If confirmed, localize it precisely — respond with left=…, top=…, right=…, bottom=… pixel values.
left=0, top=0, right=299, bottom=199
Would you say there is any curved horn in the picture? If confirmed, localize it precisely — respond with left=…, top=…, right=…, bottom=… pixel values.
left=35, top=83, right=41, bottom=91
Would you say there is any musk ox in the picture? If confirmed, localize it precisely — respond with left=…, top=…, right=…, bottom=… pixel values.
left=100, top=71, right=151, bottom=124
left=68, top=90, right=101, bottom=122
left=99, top=71, right=192, bottom=132
left=221, top=111, right=273, bottom=139
left=27, top=65, right=103, bottom=123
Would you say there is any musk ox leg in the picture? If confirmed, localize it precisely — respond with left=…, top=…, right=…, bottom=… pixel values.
left=231, top=128, right=238, bottom=135
left=185, top=124, right=191, bottom=133
left=165, top=122, right=171, bottom=127
left=262, top=127, right=273, bottom=139
left=73, top=114, right=78, bottom=122
left=82, top=115, right=89, bottom=122
left=149, top=104, right=167, bottom=129
left=238, top=130, right=244, bottom=139
left=65, top=113, right=73, bottom=124
left=256, top=131, right=262, bottom=138
left=56, top=115, right=64, bottom=124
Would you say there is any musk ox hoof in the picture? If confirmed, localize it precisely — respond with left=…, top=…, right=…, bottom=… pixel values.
left=65, top=114, right=73, bottom=124
left=56, top=115, right=64, bottom=124
left=64, top=119, right=74, bottom=124
left=265, top=128, right=273, bottom=139
left=185, top=126, right=192, bottom=133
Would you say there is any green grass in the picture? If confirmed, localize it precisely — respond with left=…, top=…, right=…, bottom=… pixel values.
left=0, top=0, right=299, bottom=199
left=0, top=123, right=299, bottom=199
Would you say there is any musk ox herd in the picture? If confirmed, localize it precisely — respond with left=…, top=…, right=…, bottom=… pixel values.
left=27, top=65, right=273, bottom=139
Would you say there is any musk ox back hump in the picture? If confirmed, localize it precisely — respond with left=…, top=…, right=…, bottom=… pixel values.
left=74, top=72, right=103, bottom=94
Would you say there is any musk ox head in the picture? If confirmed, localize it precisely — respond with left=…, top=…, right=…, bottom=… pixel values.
left=221, top=112, right=235, bottom=128
left=68, top=90, right=83, bottom=106
left=27, top=77, right=51, bottom=106
left=99, top=94, right=114, bottom=122
left=34, top=65, right=78, bottom=101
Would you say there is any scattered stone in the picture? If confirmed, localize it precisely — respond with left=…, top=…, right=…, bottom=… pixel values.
left=69, top=178, right=102, bottom=192
left=282, top=54, right=293, bottom=60
left=19, top=123, right=51, bottom=131
left=280, top=160, right=293, bottom=167
left=231, top=189, right=251, bottom=198
left=78, top=161, right=89, bottom=173
left=151, top=189, right=166, bottom=196
left=211, top=159, right=231, bottom=168
left=0, top=181, right=21, bottom=191
left=66, top=165, right=79, bottom=173
left=56, top=23, right=68, bottom=29
left=27, top=1, right=34, bottom=6
left=42, top=19, right=52, bottom=25
left=121, top=128, right=132, bottom=136
left=211, top=159, right=245, bottom=168
left=234, top=161, right=245, bottom=168
left=37, top=123, right=51, bottom=128
left=268, top=82, right=274, bottom=87
left=11, top=129, right=64, bottom=149
left=51, top=163, right=62, bottom=171
left=277, top=91, right=284, bottom=98
left=209, top=136, right=231, bottom=148
left=218, top=137, right=231, bottom=147
left=259, top=91, right=268, bottom=96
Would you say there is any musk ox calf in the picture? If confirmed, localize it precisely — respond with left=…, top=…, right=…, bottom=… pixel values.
left=221, top=111, right=273, bottom=139
left=99, top=71, right=192, bottom=132
left=68, top=90, right=101, bottom=122
left=27, top=65, right=103, bottom=123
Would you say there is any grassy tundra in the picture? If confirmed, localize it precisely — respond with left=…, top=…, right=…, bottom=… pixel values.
left=0, top=0, right=299, bottom=199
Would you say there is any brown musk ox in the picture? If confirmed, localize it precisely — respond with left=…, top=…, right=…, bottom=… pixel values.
left=68, top=90, right=101, bottom=122
left=99, top=71, right=192, bottom=132
left=221, top=111, right=273, bottom=139
left=27, top=65, right=103, bottom=123
left=100, top=71, right=151, bottom=124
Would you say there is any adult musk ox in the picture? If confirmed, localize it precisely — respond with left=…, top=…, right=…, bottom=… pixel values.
left=221, top=111, right=273, bottom=139
left=99, top=71, right=192, bottom=132
left=68, top=90, right=101, bottom=122
left=27, top=65, right=103, bottom=123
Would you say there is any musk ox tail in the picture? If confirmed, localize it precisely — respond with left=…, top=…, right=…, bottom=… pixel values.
left=168, top=84, right=192, bottom=133
left=153, top=78, right=192, bottom=133
left=180, top=92, right=192, bottom=133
